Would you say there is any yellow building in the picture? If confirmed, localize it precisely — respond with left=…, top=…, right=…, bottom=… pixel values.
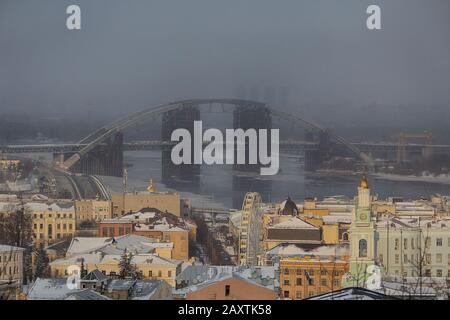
left=50, top=253, right=182, bottom=287
left=75, top=199, right=113, bottom=222
left=27, top=202, right=76, bottom=245
left=112, top=191, right=181, bottom=217
left=0, top=159, right=20, bottom=171
left=280, top=257, right=349, bottom=300
left=0, top=245, right=25, bottom=284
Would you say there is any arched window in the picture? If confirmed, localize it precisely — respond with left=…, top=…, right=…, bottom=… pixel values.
left=342, top=232, right=349, bottom=241
left=359, top=239, right=367, bottom=257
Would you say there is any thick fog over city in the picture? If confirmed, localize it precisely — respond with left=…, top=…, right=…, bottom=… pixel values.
left=2, top=0, right=450, bottom=305
left=1, top=0, right=449, bottom=142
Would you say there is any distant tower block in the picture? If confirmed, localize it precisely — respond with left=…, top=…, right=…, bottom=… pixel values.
left=263, top=86, right=276, bottom=105
left=278, top=86, right=289, bottom=107
left=235, top=86, right=247, bottom=100
left=250, top=87, right=259, bottom=101
left=233, top=105, right=272, bottom=173
left=161, top=104, right=200, bottom=185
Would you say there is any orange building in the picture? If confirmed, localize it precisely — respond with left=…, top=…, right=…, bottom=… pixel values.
left=98, top=208, right=191, bottom=261
left=186, top=276, right=278, bottom=300
left=280, top=257, right=349, bottom=300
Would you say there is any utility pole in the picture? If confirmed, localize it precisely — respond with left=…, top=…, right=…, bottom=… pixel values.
left=122, top=167, right=127, bottom=217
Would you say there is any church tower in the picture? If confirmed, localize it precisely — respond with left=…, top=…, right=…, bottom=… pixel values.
left=347, top=175, right=376, bottom=286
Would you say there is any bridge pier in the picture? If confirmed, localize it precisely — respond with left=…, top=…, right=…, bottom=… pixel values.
left=232, top=105, right=272, bottom=172
left=304, top=129, right=331, bottom=172
left=161, top=104, right=201, bottom=187
left=64, top=132, right=124, bottom=177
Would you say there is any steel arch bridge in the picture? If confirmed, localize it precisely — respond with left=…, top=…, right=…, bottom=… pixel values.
left=61, top=98, right=374, bottom=170
left=238, top=192, right=263, bottom=266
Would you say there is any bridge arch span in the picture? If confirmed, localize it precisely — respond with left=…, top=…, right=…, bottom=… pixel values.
left=62, top=99, right=374, bottom=170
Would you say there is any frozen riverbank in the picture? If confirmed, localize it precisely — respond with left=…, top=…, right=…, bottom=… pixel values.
left=373, top=173, right=450, bottom=185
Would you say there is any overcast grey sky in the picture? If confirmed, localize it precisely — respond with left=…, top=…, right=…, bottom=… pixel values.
left=1, top=0, right=449, bottom=118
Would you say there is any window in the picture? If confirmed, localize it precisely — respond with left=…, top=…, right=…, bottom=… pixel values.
left=283, top=279, right=290, bottom=286
left=158, top=271, right=162, bottom=277
left=295, top=291, right=302, bottom=299
left=308, top=278, right=314, bottom=286
left=359, top=239, right=367, bottom=257
left=411, top=238, right=415, bottom=249
left=448, top=254, right=450, bottom=266
left=448, top=238, right=450, bottom=247
left=333, top=279, right=340, bottom=287
left=395, top=254, right=399, bottom=264
left=168, top=271, right=172, bottom=277
left=436, top=254, right=442, bottom=263
left=425, top=237, right=431, bottom=248
left=437, top=238, right=443, bottom=247
left=148, top=270, right=152, bottom=277
left=320, top=279, right=327, bottom=287
left=394, top=239, right=399, bottom=250
left=404, top=238, right=407, bottom=250
left=320, top=270, right=327, bottom=276
left=403, top=254, right=407, bottom=263
left=425, top=269, right=431, bottom=277
left=283, top=291, right=289, bottom=298
left=225, top=285, right=230, bottom=297
left=426, top=254, right=431, bottom=265
left=296, top=278, right=302, bottom=286
left=436, top=269, right=442, bottom=277
left=342, top=233, right=349, bottom=241
left=296, top=269, right=302, bottom=276
left=284, top=268, right=289, bottom=275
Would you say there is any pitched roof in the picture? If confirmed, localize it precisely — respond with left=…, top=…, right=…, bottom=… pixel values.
left=82, top=269, right=108, bottom=282
left=306, top=287, right=396, bottom=300
left=129, top=280, right=162, bottom=300
left=270, top=217, right=318, bottom=230
left=27, top=278, right=74, bottom=300
left=0, top=244, right=25, bottom=252
left=65, top=289, right=111, bottom=300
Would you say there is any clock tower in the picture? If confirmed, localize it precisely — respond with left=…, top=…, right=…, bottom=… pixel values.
left=345, top=175, right=376, bottom=287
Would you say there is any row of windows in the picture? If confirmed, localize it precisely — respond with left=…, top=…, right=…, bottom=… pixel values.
left=393, top=237, right=450, bottom=250
left=393, top=269, right=450, bottom=278
left=0, top=265, right=20, bottom=276
left=381, top=253, right=450, bottom=265
left=77, top=206, right=109, bottom=212
left=33, top=213, right=73, bottom=219
left=0, top=253, right=20, bottom=262
left=282, top=278, right=340, bottom=287
left=60, top=269, right=173, bottom=278
left=34, top=233, right=71, bottom=240
left=283, top=290, right=317, bottom=299
left=33, top=223, right=73, bottom=230
left=101, top=227, right=132, bottom=237
left=283, top=268, right=343, bottom=277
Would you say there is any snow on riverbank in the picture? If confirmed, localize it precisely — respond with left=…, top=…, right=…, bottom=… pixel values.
left=373, top=173, right=450, bottom=185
